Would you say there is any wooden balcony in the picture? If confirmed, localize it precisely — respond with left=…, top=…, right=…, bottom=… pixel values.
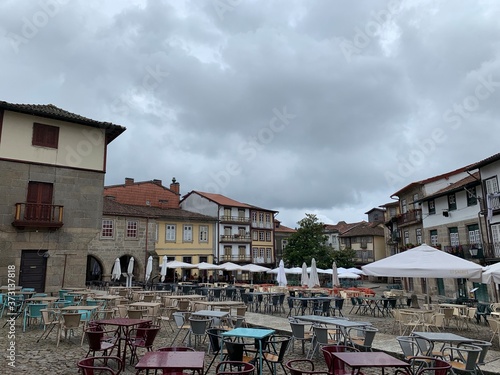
left=12, top=203, right=64, bottom=230
left=396, top=209, right=422, bottom=227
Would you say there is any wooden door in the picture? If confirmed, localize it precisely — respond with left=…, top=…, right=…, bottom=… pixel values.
left=25, top=182, right=53, bottom=221
left=19, top=250, right=47, bottom=293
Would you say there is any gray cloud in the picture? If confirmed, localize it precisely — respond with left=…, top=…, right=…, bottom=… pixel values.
left=1, top=0, right=499, bottom=227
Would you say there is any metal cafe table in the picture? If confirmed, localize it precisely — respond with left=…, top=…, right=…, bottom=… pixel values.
left=135, top=350, right=205, bottom=374
left=95, top=318, right=152, bottom=363
left=293, top=315, right=371, bottom=344
left=411, top=331, right=476, bottom=356
left=332, top=351, right=411, bottom=375
left=222, top=327, right=275, bottom=375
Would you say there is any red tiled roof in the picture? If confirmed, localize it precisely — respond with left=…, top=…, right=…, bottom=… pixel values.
left=0, top=100, right=125, bottom=143
left=184, top=191, right=255, bottom=209
left=417, top=172, right=480, bottom=201
left=339, top=221, right=384, bottom=237
left=468, top=152, right=500, bottom=170
left=103, top=197, right=216, bottom=221
left=275, top=223, right=296, bottom=233
left=391, top=164, right=475, bottom=198
left=324, top=221, right=365, bottom=234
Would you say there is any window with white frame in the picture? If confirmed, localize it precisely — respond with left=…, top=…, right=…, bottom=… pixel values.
left=155, top=223, right=159, bottom=242
left=266, top=231, right=271, bottom=242
left=485, top=177, right=500, bottom=209
left=266, top=248, right=271, bottom=262
left=491, top=224, right=500, bottom=257
left=402, top=199, right=407, bottom=214
left=449, top=227, right=459, bottom=246
left=430, top=229, right=438, bottom=246
left=101, top=219, right=114, bottom=238
left=448, top=194, right=457, bottom=211
left=467, top=224, right=480, bottom=246
left=166, top=224, right=176, bottom=241
left=126, top=220, right=138, bottom=238
left=259, top=212, right=264, bottom=222
left=416, top=228, right=422, bottom=245
left=252, top=231, right=258, bottom=240
left=199, top=225, right=208, bottom=242
left=404, top=231, right=409, bottom=245
left=183, top=225, right=193, bottom=242
left=467, top=187, right=478, bottom=206
left=252, top=247, right=259, bottom=259
left=259, top=231, right=265, bottom=241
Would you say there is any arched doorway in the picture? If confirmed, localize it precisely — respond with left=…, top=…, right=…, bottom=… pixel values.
left=86, top=255, right=103, bottom=287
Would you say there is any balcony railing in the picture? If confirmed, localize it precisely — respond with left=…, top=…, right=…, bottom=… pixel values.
left=396, top=209, right=422, bottom=226
left=251, top=221, right=273, bottom=229
left=220, top=255, right=251, bottom=262
left=12, top=203, right=64, bottom=229
left=219, top=215, right=250, bottom=223
left=220, top=234, right=251, bottom=242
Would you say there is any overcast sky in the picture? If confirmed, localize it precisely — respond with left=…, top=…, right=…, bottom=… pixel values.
left=1, top=0, right=500, bottom=228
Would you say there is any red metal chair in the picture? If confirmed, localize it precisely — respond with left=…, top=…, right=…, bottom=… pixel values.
left=321, top=345, right=360, bottom=375
left=216, top=361, right=255, bottom=375
left=285, top=359, right=330, bottom=375
left=84, top=329, right=118, bottom=358
left=77, top=356, right=123, bottom=375
left=128, top=325, right=161, bottom=364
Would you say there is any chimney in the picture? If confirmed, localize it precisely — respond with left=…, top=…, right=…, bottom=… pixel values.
left=170, top=177, right=180, bottom=194
left=125, top=177, right=134, bottom=186
left=152, top=179, right=162, bottom=186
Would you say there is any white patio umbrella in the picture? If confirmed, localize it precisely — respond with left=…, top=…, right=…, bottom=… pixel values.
left=240, top=264, right=271, bottom=272
left=219, top=262, right=243, bottom=271
left=362, top=244, right=483, bottom=279
left=332, top=262, right=340, bottom=287
left=165, top=260, right=195, bottom=269
left=111, top=258, right=121, bottom=281
left=338, top=271, right=361, bottom=279
left=160, top=256, right=168, bottom=282
left=145, top=256, right=153, bottom=283
left=192, top=262, right=222, bottom=270
left=277, top=259, right=288, bottom=287
left=301, top=262, right=309, bottom=287
left=288, top=267, right=303, bottom=274
left=308, top=258, right=320, bottom=288
left=346, top=267, right=366, bottom=276
left=126, top=257, right=134, bottom=288
left=362, top=243, right=483, bottom=300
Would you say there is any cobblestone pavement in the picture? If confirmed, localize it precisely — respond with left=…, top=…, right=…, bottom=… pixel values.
left=2, top=294, right=500, bottom=374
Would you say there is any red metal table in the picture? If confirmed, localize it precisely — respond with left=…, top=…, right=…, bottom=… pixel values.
left=95, top=318, right=151, bottom=364
left=135, top=351, right=205, bottom=374
left=332, top=351, right=411, bottom=375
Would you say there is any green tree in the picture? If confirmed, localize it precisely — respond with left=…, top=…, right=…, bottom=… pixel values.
left=332, top=248, right=356, bottom=268
left=283, top=213, right=333, bottom=269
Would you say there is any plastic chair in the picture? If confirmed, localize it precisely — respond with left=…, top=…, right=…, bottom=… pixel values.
left=262, top=335, right=291, bottom=375
left=216, top=361, right=255, bottom=375
left=77, top=355, right=123, bottom=375
left=128, top=325, right=161, bottom=364
left=23, top=302, right=48, bottom=332
left=84, top=329, right=118, bottom=357
left=347, top=326, right=378, bottom=352
left=285, top=359, right=330, bottom=375
left=290, top=321, right=314, bottom=354
left=57, top=312, right=83, bottom=347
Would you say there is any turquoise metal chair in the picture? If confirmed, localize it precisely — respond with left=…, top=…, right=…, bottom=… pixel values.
left=23, top=303, right=48, bottom=332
